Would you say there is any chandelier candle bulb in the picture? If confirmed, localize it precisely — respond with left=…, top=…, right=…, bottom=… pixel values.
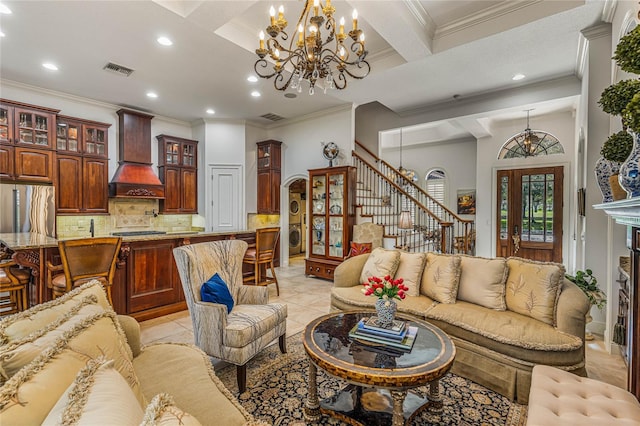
left=259, top=31, right=265, bottom=50
left=270, top=6, right=276, bottom=25
left=298, top=24, right=304, bottom=45
left=314, top=0, right=319, bottom=16
left=352, top=9, right=358, bottom=30
left=339, top=16, right=345, bottom=35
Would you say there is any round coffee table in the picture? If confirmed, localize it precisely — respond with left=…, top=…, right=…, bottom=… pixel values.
left=303, top=311, right=456, bottom=426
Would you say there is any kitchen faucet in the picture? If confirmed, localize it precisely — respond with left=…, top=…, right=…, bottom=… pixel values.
left=90, top=219, right=94, bottom=238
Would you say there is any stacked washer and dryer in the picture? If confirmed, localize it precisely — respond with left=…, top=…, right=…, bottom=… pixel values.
left=289, top=192, right=306, bottom=256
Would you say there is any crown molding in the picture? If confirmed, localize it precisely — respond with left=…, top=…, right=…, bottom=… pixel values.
left=435, top=0, right=541, bottom=39
left=0, top=78, right=190, bottom=127
left=601, top=0, right=618, bottom=23
left=581, top=22, right=612, bottom=40
left=403, top=0, right=436, bottom=39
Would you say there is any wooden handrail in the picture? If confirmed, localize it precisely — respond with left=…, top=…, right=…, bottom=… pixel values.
left=354, top=140, right=473, bottom=225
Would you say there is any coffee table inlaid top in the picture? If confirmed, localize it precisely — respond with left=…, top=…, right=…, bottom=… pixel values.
left=303, top=311, right=456, bottom=389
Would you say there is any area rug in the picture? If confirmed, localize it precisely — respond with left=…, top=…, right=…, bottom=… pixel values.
left=216, top=332, right=527, bottom=426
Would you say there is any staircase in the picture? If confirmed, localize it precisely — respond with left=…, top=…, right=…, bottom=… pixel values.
left=352, top=141, right=475, bottom=255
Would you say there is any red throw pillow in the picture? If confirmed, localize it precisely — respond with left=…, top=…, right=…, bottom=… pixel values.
left=349, top=242, right=372, bottom=257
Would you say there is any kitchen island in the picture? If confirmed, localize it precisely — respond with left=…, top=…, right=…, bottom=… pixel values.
left=0, top=230, right=256, bottom=320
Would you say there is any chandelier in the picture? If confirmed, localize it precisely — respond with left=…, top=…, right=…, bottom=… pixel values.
left=254, top=0, right=370, bottom=95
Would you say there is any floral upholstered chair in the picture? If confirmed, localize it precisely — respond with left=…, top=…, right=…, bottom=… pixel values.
left=173, top=240, right=287, bottom=393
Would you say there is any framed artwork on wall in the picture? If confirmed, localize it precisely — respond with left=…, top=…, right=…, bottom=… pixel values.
left=457, top=189, right=476, bottom=215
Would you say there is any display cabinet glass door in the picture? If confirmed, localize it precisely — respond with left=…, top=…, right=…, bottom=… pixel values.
left=0, top=106, right=11, bottom=143
left=312, top=216, right=326, bottom=256
left=329, top=217, right=344, bottom=257
left=16, top=108, right=50, bottom=146
left=182, top=143, right=195, bottom=166
left=165, top=141, right=180, bottom=165
left=56, top=123, right=80, bottom=152
left=84, top=126, right=106, bottom=156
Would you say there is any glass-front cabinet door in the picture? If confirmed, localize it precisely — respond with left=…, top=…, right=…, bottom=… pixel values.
left=84, top=126, right=107, bottom=157
left=182, top=142, right=196, bottom=167
left=312, top=216, right=326, bottom=256
left=0, top=105, right=12, bottom=144
left=165, top=141, right=180, bottom=165
left=15, top=107, right=52, bottom=147
left=56, top=122, right=80, bottom=153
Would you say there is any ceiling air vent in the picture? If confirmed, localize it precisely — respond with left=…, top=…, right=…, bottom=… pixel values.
left=103, top=62, right=135, bottom=77
left=260, top=113, right=285, bottom=122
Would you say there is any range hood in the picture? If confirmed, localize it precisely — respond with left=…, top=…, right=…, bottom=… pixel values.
left=109, top=109, right=165, bottom=199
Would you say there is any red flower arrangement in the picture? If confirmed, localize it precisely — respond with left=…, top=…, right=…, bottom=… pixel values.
left=361, top=275, right=408, bottom=303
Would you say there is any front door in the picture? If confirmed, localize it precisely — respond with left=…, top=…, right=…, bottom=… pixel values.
left=496, top=166, right=563, bottom=263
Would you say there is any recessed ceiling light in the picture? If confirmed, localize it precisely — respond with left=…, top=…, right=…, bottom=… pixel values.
left=0, top=4, right=12, bottom=14
left=42, top=63, right=58, bottom=71
left=146, top=92, right=158, bottom=98
left=512, top=73, right=526, bottom=81
left=251, top=91, right=261, bottom=97
left=157, top=36, right=173, bottom=46
left=206, top=109, right=215, bottom=115
left=247, top=76, right=258, bottom=83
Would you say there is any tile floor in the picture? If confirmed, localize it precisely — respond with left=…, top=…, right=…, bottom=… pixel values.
left=140, top=256, right=628, bottom=390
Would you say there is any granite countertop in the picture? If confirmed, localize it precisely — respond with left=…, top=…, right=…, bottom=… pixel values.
left=0, top=230, right=256, bottom=249
left=0, top=233, right=59, bottom=250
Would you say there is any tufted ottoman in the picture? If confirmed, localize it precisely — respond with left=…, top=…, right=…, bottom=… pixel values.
left=526, top=365, right=640, bottom=425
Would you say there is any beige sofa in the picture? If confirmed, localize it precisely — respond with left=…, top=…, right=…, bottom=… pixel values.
left=331, top=249, right=591, bottom=404
left=0, top=281, right=265, bottom=426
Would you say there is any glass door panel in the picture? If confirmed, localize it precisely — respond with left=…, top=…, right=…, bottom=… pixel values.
left=56, top=123, right=67, bottom=150
left=311, top=216, right=326, bottom=256
left=499, top=175, right=508, bottom=240
left=34, top=114, right=49, bottom=146
left=0, top=106, right=10, bottom=143
left=328, top=173, right=344, bottom=215
left=311, top=175, right=326, bottom=215
left=328, top=217, right=343, bottom=257
left=183, top=143, right=195, bottom=166
left=166, top=142, right=179, bottom=165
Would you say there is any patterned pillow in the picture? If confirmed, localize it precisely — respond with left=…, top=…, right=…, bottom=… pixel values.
left=505, top=257, right=565, bottom=326
left=42, top=358, right=144, bottom=426
left=359, top=248, right=401, bottom=284
left=0, top=311, right=144, bottom=425
left=349, top=242, right=372, bottom=257
left=420, top=253, right=462, bottom=304
left=0, top=280, right=110, bottom=344
left=140, top=394, right=203, bottom=426
left=457, top=255, right=508, bottom=310
left=394, top=252, right=427, bottom=297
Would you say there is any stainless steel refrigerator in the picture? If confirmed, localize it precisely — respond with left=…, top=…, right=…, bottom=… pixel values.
left=0, top=183, right=56, bottom=237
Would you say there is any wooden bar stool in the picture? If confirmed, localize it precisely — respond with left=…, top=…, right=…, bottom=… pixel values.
left=46, top=237, right=122, bottom=305
left=0, top=260, right=30, bottom=316
left=243, top=227, right=280, bottom=296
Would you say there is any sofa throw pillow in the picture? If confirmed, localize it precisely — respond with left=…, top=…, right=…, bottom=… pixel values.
left=0, top=311, right=144, bottom=426
left=140, top=394, right=203, bottom=426
left=349, top=242, right=372, bottom=258
left=200, top=273, right=234, bottom=313
left=420, top=253, right=462, bottom=304
left=359, top=248, right=401, bottom=284
left=42, top=357, right=144, bottom=426
left=457, top=255, right=508, bottom=310
left=394, top=252, right=427, bottom=297
left=505, top=257, right=565, bottom=326
left=0, top=280, right=110, bottom=344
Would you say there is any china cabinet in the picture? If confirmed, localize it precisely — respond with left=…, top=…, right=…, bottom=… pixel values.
left=55, top=116, right=110, bottom=214
left=0, top=99, right=59, bottom=183
left=305, top=166, right=356, bottom=280
left=256, top=140, right=282, bottom=214
left=157, top=135, right=198, bottom=213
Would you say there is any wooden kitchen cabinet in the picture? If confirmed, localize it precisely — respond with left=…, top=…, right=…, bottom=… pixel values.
left=55, top=116, right=110, bottom=214
left=305, top=166, right=356, bottom=280
left=157, top=134, right=198, bottom=214
left=256, top=139, right=282, bottom=214
left=14, top=147, right=54, bottom=183
left=0, top=100, right=59, bottom=184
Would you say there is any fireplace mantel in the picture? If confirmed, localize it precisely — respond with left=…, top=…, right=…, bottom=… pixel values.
left=593, top=198, right=640, bottom=226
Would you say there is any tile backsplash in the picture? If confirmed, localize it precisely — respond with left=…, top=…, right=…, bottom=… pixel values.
left=56, top=199, right=194, bottom=238
left=247, top=213, right=280, bottom=230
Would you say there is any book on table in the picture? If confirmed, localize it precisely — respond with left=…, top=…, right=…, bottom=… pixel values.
left=349, top=322, right=418, bottom=352
left=356, top=319, right=407, bottom=341
left=362, top=316, right=407, bottom=335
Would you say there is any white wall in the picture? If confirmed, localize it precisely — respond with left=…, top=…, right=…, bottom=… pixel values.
left=476, top=111, right=576, bottom=259
left=380, top=139, right=477, bottom=210
left=0, top=81, right=193, bottom=181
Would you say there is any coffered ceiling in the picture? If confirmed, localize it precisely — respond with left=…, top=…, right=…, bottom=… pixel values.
left=0, top=1, right=608, bottom=128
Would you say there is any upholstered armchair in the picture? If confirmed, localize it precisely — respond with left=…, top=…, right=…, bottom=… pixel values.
left=173, top=240, right=287, bottom=393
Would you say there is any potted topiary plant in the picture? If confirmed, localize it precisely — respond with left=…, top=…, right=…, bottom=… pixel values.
left=565, top=269, right=605, bottom=341
left=599, top=79, right=640, bottom=121
left=613, top=24, right=640, bottom=75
